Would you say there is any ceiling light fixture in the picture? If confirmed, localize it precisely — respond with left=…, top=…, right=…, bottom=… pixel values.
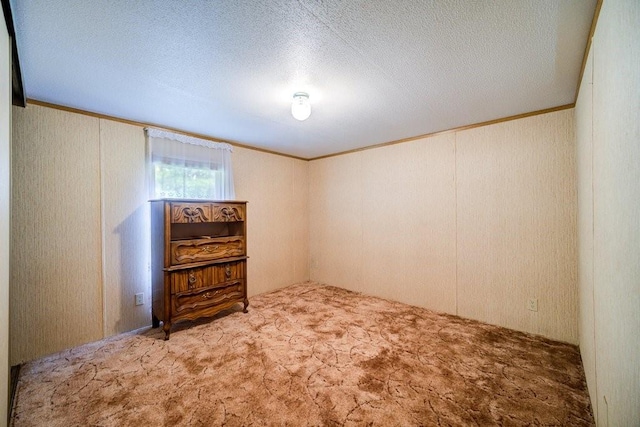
left=291, top=92, right=311, bottom=121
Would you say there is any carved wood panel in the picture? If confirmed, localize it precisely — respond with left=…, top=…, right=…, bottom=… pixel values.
left=171, top=203, right=213, bottom=223
left=212, top=204, right=245, bottom=222
left=170, top=236, right=245, bottom=265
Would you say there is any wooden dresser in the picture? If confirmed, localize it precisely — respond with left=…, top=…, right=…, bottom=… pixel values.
left=150, top=199, right=248, bottom=340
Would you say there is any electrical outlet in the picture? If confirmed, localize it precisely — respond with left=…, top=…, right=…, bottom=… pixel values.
left=135, top=293, right=144, bottom=306
left=527, top=298, right=538, bottom=312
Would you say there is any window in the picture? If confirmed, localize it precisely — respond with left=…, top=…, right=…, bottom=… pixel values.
left=146, top=128, right=235, bottom=200
left=152, top=161, right=222, bottom=199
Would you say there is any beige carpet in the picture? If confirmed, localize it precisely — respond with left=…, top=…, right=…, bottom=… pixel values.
left=11, top=283, right=594, bottom=426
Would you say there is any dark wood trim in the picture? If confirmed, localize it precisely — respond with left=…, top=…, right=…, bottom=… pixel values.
left=8, top=364, right=20, bottom=424
left=575, top=0, right=603, bottom=101
left=26, top=99, right=308, bottom=161
left=28, top=99, right=576, bottom=163
left=1, top=0, right=26, bottom=107
left=309, top=104, right=575, bottom=161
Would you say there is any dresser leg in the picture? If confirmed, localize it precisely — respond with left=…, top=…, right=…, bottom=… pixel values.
left=163, top=322, right=171, bottom=340
left=243, top=298, right=249, bottom=313
left=152, top=314, right=160, bottom=328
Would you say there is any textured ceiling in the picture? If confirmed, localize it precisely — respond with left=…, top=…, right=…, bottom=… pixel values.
left=12, top=0, right=597, bottom=159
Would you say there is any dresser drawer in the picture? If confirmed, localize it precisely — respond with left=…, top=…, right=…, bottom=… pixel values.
left=171, top=266, right=210, bottom=293
left=170, top=261, right=246, bottom=293
left=171, top=202, right=213, bottom=223
left=170, top=236, right=245, bottom=265
left=212, top=203, right=245, bottom=222
left=172, top=281, right=245, bottom=316
left=212, top=260, right=245, bottom=284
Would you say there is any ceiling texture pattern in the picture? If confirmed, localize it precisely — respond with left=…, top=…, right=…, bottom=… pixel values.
left=12, top=0, right=597, bottom=159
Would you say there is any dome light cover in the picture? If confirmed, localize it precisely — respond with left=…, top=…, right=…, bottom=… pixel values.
left=291, top=92, right=311, bottom=121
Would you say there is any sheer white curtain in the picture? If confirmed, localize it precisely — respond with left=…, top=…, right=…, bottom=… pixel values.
left=146, top=128, right=235, bottom=200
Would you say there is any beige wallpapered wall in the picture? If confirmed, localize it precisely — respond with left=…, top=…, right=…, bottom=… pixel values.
left=576, top=0, right=640, bottom=424
left=1, top=5, right=11, bottom=422
left=11, top=103, right=579, bottom=364
left=11, top=99, right=587, bottom=368
left=309, top=134, right=458, bottom=314
left=10, top=104, right=310, bottom=364
left=100, top=120, right=151, bottom=337
left=456, top=111, right=577, bottom=343
left=233, top=146, right=310, bottom=296
left=309, top=109, right=578, bottom=344
left=575, top=46, right=597, bottom=423
left=11, top=106, right=104, bottom=365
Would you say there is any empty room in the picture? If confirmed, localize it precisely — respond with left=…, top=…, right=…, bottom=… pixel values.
left=1, top=0, right=638, bottom=426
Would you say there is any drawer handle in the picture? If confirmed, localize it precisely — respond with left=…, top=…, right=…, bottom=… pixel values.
left=225, top=265, right=232, bottom=279
left=188, top=272, right=197, bottom=289
left=202, top=245, right=219, bottom=253
left=202, top=291, right=215, bottom=299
